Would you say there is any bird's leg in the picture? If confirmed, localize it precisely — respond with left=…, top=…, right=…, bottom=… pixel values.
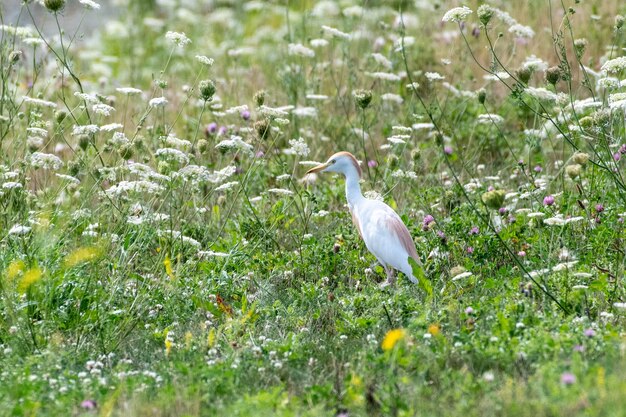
left=380, top=266, right=396, bottom=288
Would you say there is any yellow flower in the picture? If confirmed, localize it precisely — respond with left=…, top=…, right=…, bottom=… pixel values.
left=381, top=328, right=406, bottom=351
left=63, top=246, right=101, bottom=268
left=208, top=328, right=216, bottom=348
left=18, top=267, right=43, bottom=293
left=428, top=324, right=441, bottom=336
left=165, top=338, right=173, bottom=356
left=6, top=259, right=26, bottom=280
left=163, top=256, right=174, bottom=279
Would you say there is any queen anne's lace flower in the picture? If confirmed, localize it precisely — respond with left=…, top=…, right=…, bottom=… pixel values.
left=442, top=6, right=473, bottom=23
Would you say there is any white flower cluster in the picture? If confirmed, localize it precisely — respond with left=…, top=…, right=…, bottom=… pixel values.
left=288, top=43, right=315, bottom=57
left=601, top=56, right=626, bottom=74
left=287, top=137, right=310, bottom=156
left=30, top=152, right=63, bottom=170
left=442, top=6, right=473, bottom=23
left=165, top=31, right=191, bottom=48
left=155, top=148, right=190, bottom=165
left=105, top=180, right=165, bottom=196
left=215, top=135, right=254, bottom=156
left=321, top=25, right=352, bottom=40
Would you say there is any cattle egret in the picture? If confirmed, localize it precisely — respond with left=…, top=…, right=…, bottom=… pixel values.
left=306, top=151, right=423, bottom=286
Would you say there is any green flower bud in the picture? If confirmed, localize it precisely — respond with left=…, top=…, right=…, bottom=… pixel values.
left=516, top=67, right=532, bottom=85
left=44, top=0, right=65, bottom=12
left=574, top=38, right=587, bottom=58
left=477, top=88, right=487, bottom=104
left=68, top=160, right=81, bottom=176
left=254, top=90, right=266, bottom=107
left=579, top=116, right=593, bottom=129
left=481, top=189, right=506, bottom=210
left=199, top=80, right=216, bottom=101
left=616, top=15, right=625, bottom=30
left=197, top=139, right=209, bottom=154
left=9, top=50, right=22, bottom=65
left=156, top=79, right=168, bottom=89
left=387, top=154, right=399, bottom=169
left=78, top=135, right=90, bottom=151
left=118, top=144, right=133, bottom=160
left=353, top=89, right=373, bottom=109
left=55, top=110, right=68, bottom=124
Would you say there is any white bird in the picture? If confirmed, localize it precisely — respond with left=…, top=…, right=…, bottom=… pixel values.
left=306, top=151, right=423, bottom=286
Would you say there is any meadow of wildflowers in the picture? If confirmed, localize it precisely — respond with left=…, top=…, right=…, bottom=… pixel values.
left=1, top=0, right=626, bottom=415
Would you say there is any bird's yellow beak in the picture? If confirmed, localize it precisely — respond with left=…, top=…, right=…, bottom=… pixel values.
left=306, top=162, right=329, bottom=175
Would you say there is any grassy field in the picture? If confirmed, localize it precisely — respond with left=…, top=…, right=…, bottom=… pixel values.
left=1, top=0, right=626, bottom=415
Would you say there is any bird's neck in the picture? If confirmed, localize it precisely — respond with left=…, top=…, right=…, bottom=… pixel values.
left=344, top=171, right=364, bottom=209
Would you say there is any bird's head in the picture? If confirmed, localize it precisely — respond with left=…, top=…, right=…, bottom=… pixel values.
left=306, top=151, right=362, bottom=178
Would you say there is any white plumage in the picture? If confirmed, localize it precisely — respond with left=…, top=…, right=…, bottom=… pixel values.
left=307, top=151, right=422, bottom=286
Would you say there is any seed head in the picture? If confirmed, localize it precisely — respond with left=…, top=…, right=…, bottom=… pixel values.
left=516, top=67, right=532, bottom=85
left=546, top=66, right=560, bottom=86
left=481, top=190, right=506, bottom=210
left=572, top=152, right=589, bottom=166
left=255, top=119, right=270, bottom=140
left=615, top=15, right=624, bottom=30
left=565, top=164, right=582, bottom=179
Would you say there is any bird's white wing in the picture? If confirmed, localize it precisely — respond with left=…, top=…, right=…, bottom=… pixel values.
left=356, top=200, right=419, bottom=273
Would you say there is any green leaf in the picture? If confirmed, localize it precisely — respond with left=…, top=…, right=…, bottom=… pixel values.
left=409, top=257, right=432, bottom=298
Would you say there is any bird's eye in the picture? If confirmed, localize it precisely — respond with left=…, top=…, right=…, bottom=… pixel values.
left=331, top=159, right=336, bottom=164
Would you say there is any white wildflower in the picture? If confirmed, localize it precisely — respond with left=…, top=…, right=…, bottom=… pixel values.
left=55, top=173, right=80, bottom=184
left=195, top=55, right=214, bottom=66
left=381, top=93, right=403, bottom=103
left=8, top=224, right=31, bottom=235
left=100, top=123, right=123, bottom=132
left=288, top=43, right=315, bottom=58
left=477, top=114, right=504, bottom=124
left=310, top=38, right=329, bottom=47
left=155, top=148, right=189, bottom=165
left=524, top=87, right=558, bottom=101
left=321, top=25, right=352, bottom=40
left=601, top=56, right=626, bottom=74
left=215, top=181, right=239, bottom=191
left=425, top=72, right=445, bottom=81
left=225, top=104, right=249, bottom=115
left=92, top=103, right=115, bottom=117
left=259, top=105, right=289, bottom=117
left=452, top=271, right=473, bottom=281
left=366, top=72, right=401, bottom=81
left=30, top=152, right=63, bottom=170
left=105, top=180, right=164, bottom=196
left=442, top=6, right=473, bottom=23
left=306, top=94, right=329, bottom=100
left=198, top=250, right=229, bottom=258
left=72, top=124, right=99, bottom=136
left=288, top=137, right=310, bottom=156
left=22, top=96, right=57, bottom=108
left=27, top=127, right=48, bottom=137
left=149, top=97, right=168, bottom=108
left=161, top=134, right=191, bottom=151
left=79, top=0, right=101, bottom=10
left=293, top=107, right=317, bottom=117
left=215, top=135, right=254, bottom=156
left=74, top=92, right=99, bottom=104
left=116, top=87, right=143, bottom=95
left=268, top=188, right=294, bottom=196
left=509, top=24, right=535, bottom=39
left=372, top=53, right=392, bottom=70
left=165, top=31, right=191, bottom=48
left=2, top=182, right=22, bottom=189
left=158, top=230, right=200, bottom=247
left=522, top=55, right=548, bottom=72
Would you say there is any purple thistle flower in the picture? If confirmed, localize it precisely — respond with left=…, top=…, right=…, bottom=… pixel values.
left=81, top=400, right=97, bottom=410
left=517, top=250, right=526, bottom=257
left=595, top=204, right=604, bottom=213
left=543, top=195, right=555, bottom=206
left=469, top=226, right=479, bottom=235
left=255, top=151, right=265, bottom=158
left=218, top=126, right=228, bottom=136
left=620, top=144, right=626, bottom=154
left=583, top=328, right=596, bottom=337
left=534, top=165, right=543, bottom=173
left=444, top=146, right=453, bottom=155
left=466, top=246, right=474, bottom=254
left=465, top=306, right=474, bottom=314
left=422, top=214, right=435, bottom=231
left=498, top=207, right=508, bottom=215
left=614, top=152, right=621, bottom=162
left=561, top=372, right=576, bottom=385
left=241, top=110, right=251, bottom=120
left=367, top=160, right=378, bottom=168
left=573, top=344, right=585, bottom=352
left=206, top=122, right=218, bottom=134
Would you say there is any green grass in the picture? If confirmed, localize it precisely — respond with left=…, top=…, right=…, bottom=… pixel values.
left=1, top=0, right=626, bottom=415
